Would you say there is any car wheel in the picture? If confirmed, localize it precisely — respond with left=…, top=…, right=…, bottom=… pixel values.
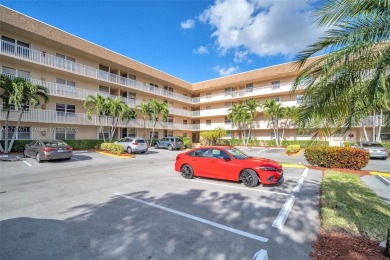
left=181, top=164, right=194, bottom=179
left=36, top=153, right=42, bottom=163
left=65, top=157, right=71, bottom=160
left=154, top=144, right=158, bottom=149
left=141, top=151, right=146, bottom=154
left=126, top=147, right=132, bottom=154
left=168, top=145, right=173, bottom=151
left=240, top=169, right=258, bottom=187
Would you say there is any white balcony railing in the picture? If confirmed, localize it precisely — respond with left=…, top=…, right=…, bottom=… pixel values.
left=0, top=108, right=194, bottom=131
left=0, top=40, right=193, bottom=104
left=0, top=73, right=193, bottom=118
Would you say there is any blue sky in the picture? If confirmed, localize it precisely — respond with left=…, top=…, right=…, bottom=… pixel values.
left=2, top=0, right=324, bottom=83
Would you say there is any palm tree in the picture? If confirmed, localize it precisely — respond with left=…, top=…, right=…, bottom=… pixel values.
left=244, top=99, right=261, bottom=141
left=106, top=97, right=136, bottom=142
left=84, top=94, right=110, bottom=142
left=281, top=106, right=298, bottom=140
left=227, top=104, right=251, bottom=144
left=214, top=126, right=227, bottom=145
left=148, top=99, right=168, bottom=143
left=0, top=75, right=49, bottom=153
left=292, top=0, right=390, bottom=139
left=263, top=99, right=285, bottom=146
left=136, top=102, right=151, bottom=144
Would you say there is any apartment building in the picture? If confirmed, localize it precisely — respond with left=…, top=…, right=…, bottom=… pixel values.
left=0, top=6, right=373, bottom=144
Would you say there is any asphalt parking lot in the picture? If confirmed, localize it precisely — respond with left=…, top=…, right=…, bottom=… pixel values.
left=1, top=148, right=321, bottom=259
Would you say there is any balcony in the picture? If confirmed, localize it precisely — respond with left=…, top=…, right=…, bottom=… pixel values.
left=0, top=40, right=193, bottom=104
left=0, top=73, right=193, bottom=118
left=0, top=108, right=193, bottom=131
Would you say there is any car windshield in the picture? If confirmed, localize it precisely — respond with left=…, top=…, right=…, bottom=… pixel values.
left=135, top=139, right=145, bottom=143
left=43, top=141, right=68, bottom=147
left=362, top=143, right=384, bottom=148
left=225, top=147, right=250, bottom=159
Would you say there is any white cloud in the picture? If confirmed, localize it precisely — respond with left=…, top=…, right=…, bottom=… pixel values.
left=181, top=19, right=195, bottom=29
left=213, top=65, right=240, bottom=76
left=233, top=50, right=248, bottom=63
left=193, top=45, right=209, bottom=54
left=199, top=0, right=324, bottom=57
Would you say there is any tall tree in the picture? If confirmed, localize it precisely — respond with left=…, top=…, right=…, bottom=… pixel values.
left=281, top=106, right=298, bottom=140
left=263, top=99, right=285, bottom=146
left=227, top=104, right=251, bottom=144
left=292, top=0, right=390, bottom=140
left=0, top=75, right=49, bottom=153
left=244, top=99, right=261, bottom=141
left=84, top=94, right=110, bottom=142
left=136, top=102, right=151, bottom=144
left=148, top=99, right=168, bottom=142
left=106, top=97, right=136, bottom=142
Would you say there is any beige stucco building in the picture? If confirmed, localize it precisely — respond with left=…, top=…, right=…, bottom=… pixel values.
left=0, top=6, right=379, bottom=144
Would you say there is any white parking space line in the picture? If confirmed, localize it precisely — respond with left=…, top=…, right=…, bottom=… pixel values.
left=283, top=176, right=302, bottom=179
left=174, top=177, right=290, bottom=196
left=293, top=177, right=304, bottom=192
left=71, top=157, right=79, bottom=161
left=22, top=160, right=32, bottom=167
left=272, top=195, right=296, bottom=230
left=302, top=168, right=308, bottom=177
left=115, top=193, right=269, bottom=242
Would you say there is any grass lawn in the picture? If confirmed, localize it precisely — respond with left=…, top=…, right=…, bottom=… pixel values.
left=321, top=170, right=390, bottom=241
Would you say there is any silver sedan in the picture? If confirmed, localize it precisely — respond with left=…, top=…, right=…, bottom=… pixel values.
left=24, top=140, right=73, bottom=163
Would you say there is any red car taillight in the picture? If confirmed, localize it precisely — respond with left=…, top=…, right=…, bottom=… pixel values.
left=43, top=147, right=53, bottom=152
left=66, top=147, right=73, bottom=151
left=134, top=141, right=139, bottom=145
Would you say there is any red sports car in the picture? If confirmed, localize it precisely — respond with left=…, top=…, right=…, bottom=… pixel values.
left=175, top=146, right=284, bottom=187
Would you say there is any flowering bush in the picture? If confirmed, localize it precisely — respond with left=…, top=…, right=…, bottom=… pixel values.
left=286, top=145, right=301, bottom=154
left=100, top=143, right=124, bottom=155
left=304, top=146, right=369, bottom=170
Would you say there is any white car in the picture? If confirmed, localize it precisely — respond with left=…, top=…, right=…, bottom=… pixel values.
left=115, top=137, right=148, bottom=154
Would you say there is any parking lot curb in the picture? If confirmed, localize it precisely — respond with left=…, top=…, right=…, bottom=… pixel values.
left=96, top=151, right=135, bottom=159
left=370, top=171, right=390, bottom=178
left=281, top=163, right=306, bottom=169
left=252, top=249, right=268, bottom=260
left=375, top=175, right=390, bottom=187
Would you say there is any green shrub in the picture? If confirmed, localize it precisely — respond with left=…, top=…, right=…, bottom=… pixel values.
left=281, top=140, right=329, bottom=148
left=182, top=136, right=192, bottom=149
left=0, top=139, right=104, bottom=152
left=304, top=146, right=369, bottom=170
left=0, top=140, right=32, bottom=152
left=381, top=142, right=390, bottom=150
left=286, top=145, right=300, bottom=153
left=100, top=143, right=124, bottom=155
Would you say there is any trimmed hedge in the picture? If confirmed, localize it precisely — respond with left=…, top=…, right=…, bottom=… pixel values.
left=281, top=140, right=329, bottom=148
left=0, top=139, right=105, bottom=152
left=304, top=146, right=369, bottom=170
left=100, top=143, right=124, bottom=155
left=286, top=145, right=300, bottom=153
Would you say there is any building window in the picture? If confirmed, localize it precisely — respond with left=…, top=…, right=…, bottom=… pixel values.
left=206, top=120, right=211, bottom=126
left=122, top=128, right=137, bottom=138
left=205, top=92, right=212, bottom=99
left=183, top=133, right=188, bottom=137
left=167, top=115, right=173, bottom=123
left=296, top=95, right=304, bottom=105
left=56, top=103, right=75, bottom=116
left=167, top=131, right=173, bottom=137
left=149, top=131, right=159, bottom=140
left=56, top=78, right=76, bottom=95
left=183, top=107, right=188, bottom=110
left=99, top=85, right=110, bottom=94
left=271, top=81, right=281, bottom=89
left=2, top=66, right=30, bottom=79
left=164, top=86, right=174, bottom=96
left=224, top=102, right=232, bottom=107
left=183, top=120, right=188, bottom=124
left=226, top=130, right=231, bottom=137
left=246, top=83, right=253, bottom=93
left=206, top=106, right=211, bottom=110
left=1, top=36, right=30, bottom=57
left=55, top=127, right=76, bottom=140
left=224, top=87, right=232, bottom=96
left=224, top=117, right=231, bottom=124
left=273, top=97, right=281, bottom=103
left=56, top=53, right=75, bottom=70
left=98, top=128, right=110, bottom=140
left=2, top=126, right=31, bottom=140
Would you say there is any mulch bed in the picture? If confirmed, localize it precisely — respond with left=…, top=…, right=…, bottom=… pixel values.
left=308, top=166, right=389, bottom=259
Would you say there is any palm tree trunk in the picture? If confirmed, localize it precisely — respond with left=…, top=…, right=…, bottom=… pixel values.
left=98, top=116, right=106, bottom=143
left=143, top=118, right=148, bottom=145
left=372, top=111, right=376, bottom=142
left=3, top=109, right=10, bottom=154
left=376, top=109, right=383, bottom=142
left=361, top=122, right=369, bottom=141
left=7, top=109, right=25, bottom=153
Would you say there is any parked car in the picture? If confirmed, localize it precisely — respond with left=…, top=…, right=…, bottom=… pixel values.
left=155, top=137, right=183, bottom=151
left=175, top=146, right=284, bottom=187
left=24, top=140, right=73, bottom=163
left=115, top=137, right=148, bottom=154
left=353, top=142, right=388, bottom=160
